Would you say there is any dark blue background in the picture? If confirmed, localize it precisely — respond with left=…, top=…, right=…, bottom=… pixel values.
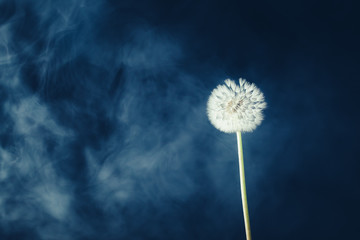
left=0, top=0, right=359, bottom=239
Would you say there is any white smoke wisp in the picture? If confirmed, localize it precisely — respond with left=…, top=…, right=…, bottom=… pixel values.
left=207, top=78, right=266, bottom=133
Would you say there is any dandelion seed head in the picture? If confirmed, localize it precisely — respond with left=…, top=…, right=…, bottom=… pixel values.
left=207, top=78, right=266, bottom=133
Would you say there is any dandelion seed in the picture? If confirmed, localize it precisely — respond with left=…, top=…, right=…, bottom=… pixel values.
left=207, top=78, right=266, bottom=133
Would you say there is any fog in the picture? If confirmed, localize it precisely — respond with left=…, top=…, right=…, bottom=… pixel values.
left=1, top=0, right=359, bottom=239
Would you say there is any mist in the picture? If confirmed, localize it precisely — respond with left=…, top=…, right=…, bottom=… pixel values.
left=1, top=0, right=360, bottom=239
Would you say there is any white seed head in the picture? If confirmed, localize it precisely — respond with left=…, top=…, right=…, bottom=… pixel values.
left=207, top=78, right=266, bottom=133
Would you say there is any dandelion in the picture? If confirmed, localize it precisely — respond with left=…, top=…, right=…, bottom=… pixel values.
left=207, top=78, right=266, bottom=240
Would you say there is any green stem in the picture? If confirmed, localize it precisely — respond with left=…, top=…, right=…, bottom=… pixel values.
left=236, top=131, right=252, bottom=240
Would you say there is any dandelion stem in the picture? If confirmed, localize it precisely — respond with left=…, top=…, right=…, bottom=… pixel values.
left=236, top=131, right=252, bottom=240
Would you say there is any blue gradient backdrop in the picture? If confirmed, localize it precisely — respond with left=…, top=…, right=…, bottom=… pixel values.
left=0, top=0, right=359, bottom=239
